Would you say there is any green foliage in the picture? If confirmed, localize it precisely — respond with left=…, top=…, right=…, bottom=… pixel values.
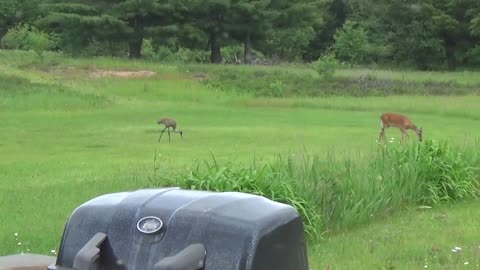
left=156, top=46, right=175, bottom=61
left=188, top=64, right=480, bottom=97
left=2, top=51, right=480, bottom=262
left=0, top=74, right=110, bottom=110
left=333, top=20, right=370, bottom=64
left=311, top=53, right=339, bottom=80
left=221, top=45, right=243, bottom=64
left=221, top=45, right=264, bottom=64
left=390, top=139, right=479, bottom=205
left=37, top=12, right=128, bottom=55
left=122, top=40, right=210, bottom=63
left=267, top=80, right=284, bottom=97
left=167, top=138, right=479, bottom=238
left=1, top=24, right=58, bottom=60
left=83, top=39, right=128, bottom=57
left=222, top=45, right=243, bottom=64
left=173, top=48, right=210, bottom=63
left=0, top=0, right=41, bottom=37
left=264, top=27, right=316, bottom=61
left=471, top=16, right=480, bottom=37
left=168, top=157, right=324, bottom=241
left=141, top=38, right=156, bottom=59
left=2, top=0, right=480, bottom=68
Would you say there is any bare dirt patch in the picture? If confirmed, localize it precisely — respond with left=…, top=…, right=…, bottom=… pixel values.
left=89, top=69, right=157, bottom=78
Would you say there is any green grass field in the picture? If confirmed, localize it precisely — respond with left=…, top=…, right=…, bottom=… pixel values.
left=1, top=51, right=479, bottom=269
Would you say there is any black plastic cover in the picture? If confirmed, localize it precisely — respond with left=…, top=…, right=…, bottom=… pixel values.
left=54, top=188, right=309, bottom=270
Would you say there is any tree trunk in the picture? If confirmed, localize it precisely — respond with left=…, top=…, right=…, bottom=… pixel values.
left=209, top=31, right=222, bottom=64
left=445, top=41, right=456, bottom=71
left=129, top=16, right=144, bottom=59
left=129, top=39, right=143, bottom=59
left=244, top=32, right=253, bottom=64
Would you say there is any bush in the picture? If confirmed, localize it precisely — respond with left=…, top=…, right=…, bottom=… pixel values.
left=333, top=20, right=370, bottom=64
left=222, top=45, right=243, bottom=64
left=173, top=48, right=210, bottom=63
left=141, top=39, right=156, bottom=59
left=267, top=80, right=285, bottom=97
left=156, top=46, right=175, bottom=61
left=1, top=24, right=58, bottom=61
left=311, top=53, right=340, bottom=80
left=139, top=42, right=177, bottom=62
left=263, top=27, right=316, bottom=61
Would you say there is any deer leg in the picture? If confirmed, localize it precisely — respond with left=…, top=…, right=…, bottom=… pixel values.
left=378, top=127, right=386, bottom=142
left=400, top=129, right=408, bottom=143
left=158, top=127, right=167, bottom=142
left=168, top=127, right=171, bottom=143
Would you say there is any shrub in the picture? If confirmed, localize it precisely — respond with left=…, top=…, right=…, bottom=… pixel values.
left=333, top=20, right=371, bottom=64
left=173, top=48, right=210, bottom=63
left=156, top=46, right=175, bottom=61
left=311, top=53, right=340, bottom=80
left=141, top=39, right=156, bottom=59
left=1, top=24, right=58, bottom=61
left=267, top=80, right=285, bottom=97
left=222, top=45, right=243, bottom=64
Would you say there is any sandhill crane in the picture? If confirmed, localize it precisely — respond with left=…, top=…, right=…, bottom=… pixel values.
left=157, top=117, right=183, bottom=143
left=379, top=112, right=423, bottom=142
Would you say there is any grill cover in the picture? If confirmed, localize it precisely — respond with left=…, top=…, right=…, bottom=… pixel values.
left=53, top=188, right=309, bottom=270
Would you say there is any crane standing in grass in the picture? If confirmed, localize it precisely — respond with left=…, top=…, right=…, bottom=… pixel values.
left=157, top=117, right=183, bottom=143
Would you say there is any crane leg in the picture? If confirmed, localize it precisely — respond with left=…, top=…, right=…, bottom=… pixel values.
left=159, top=127, right=167, bottom=142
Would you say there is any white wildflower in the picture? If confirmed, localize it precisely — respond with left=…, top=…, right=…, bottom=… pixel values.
left=451, top=246, right=462, bottom=253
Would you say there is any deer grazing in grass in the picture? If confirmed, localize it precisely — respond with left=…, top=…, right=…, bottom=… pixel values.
left=157, top=117, right=183, bottom=143
left=378, top=112, right=423, bottom=143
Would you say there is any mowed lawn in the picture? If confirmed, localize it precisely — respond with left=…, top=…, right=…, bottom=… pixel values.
left=1, top=53, right=480, bottom=268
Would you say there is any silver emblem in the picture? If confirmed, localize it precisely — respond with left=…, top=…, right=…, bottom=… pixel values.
left=136, top=216, right=163, bottom=234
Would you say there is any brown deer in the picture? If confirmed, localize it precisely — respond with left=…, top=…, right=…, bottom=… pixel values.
left=157, top=117, right=183, bottom=143
left=378, top=112, right=423, bottom=143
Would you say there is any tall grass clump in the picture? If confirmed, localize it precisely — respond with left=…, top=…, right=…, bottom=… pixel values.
left=387, top=139, right=479, bottom=205
left=166, top=157, right=324, bottom=242
left=166, top=139, right=479, bottom=238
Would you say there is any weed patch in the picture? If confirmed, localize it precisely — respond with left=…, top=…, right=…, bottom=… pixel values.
left=185, top=65, right=480, bottom=97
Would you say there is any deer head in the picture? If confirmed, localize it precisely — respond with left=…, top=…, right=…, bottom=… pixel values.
left=416, top=127, right=423, bottom=142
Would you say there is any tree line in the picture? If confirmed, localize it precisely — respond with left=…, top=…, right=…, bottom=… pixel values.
left=1, top=0, right=480, bottom=70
